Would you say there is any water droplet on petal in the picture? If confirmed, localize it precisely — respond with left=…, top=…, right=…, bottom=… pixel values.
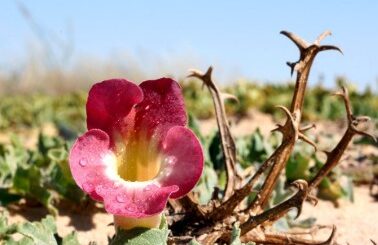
left=164, top=156, right=177, bottom=167
left=137, top=202, right=147, bottom=210
left=79, top=159, right=87, bottom=167
left=82, top=182, right=93, bottom=192
left=144, top=105, right=150, bottom=110
left=126, top=205, right=136, bottom=212
left=134, top=199, right=142, bottom=206
left=143, top=186, right=151, bottom=192
left=116, top=194, right=127, bottom=203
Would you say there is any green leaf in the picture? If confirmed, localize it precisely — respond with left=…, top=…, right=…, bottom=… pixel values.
left=188, top=113, right=205, bottom=145
left=62, top=232, right=81, bottom=245
left=288, top=216, right=317, bottom=229
left=340, top=176, right=354, bottom=202
left=194, top=164, right=218, bottom=204
left=238, top=129, right=272, bottom=167
left=189, top=239, right=201, bottom=245
left=13, top=167, right=57, bottom=215
left=48, top=164, right=85, bottom=204
left=47, top=148, right=68, bottom=164
left=270, top=176, right=289, bottom=205
left=1, top=213, right=80, bottom=245
left=286, top=152, right=310, bottom=182
left=17, top=216, right=58, bottom=245
left=0, top=189, right=22, bottom=206
left=230, top=223, right=242, bottom=245
left=208, top=131, right=224, bottom=171
left=41, top=216, right=57, bottom=234
left=317, top=177, right=343, bottom=202
left=110, top=216, right=169, bottom=245
left=230, top=222, right=255, bottom=245
left=3, top=237, right=34, bottom=245
left=0, top=137, right=29, bottom=186
left=0, top=212, right=16, bottom=235
left=272, top=217, right=290, bottom=232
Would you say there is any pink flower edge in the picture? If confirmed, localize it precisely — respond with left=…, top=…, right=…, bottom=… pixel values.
left=69, top=78, right=204, bottom=218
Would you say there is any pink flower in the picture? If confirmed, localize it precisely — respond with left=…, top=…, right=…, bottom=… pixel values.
left=69, top=78, right=203, bottom=225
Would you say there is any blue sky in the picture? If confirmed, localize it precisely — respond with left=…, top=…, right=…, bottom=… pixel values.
left=1, top=1, right=377, bottom=89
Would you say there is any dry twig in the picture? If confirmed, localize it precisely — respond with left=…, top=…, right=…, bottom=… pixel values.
left=309, top=86, right=376, bottom=190
left=188, top=67, right=241, bottom=200
left=169, top=30, right=374, bottom=245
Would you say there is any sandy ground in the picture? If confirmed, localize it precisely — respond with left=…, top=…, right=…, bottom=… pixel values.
left=301, top=187, right=378, bottom=244
left=2, top=186, right=377, bottom=245
left=1, top=110, right=377, bottom=244
left=199, top=110, right=378, bottom=244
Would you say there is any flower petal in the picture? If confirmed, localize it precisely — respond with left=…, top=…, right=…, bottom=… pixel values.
left=86, top=79, right=143, bottom=135
left=72, top=78, right=203, bottom=219
left=133, top=78, right=187, bottom=143
left=96, top=182, right=178, bottom=218
left=158, top=126, right=204, bottom=199
left=69, top=129, right=113, bottom=201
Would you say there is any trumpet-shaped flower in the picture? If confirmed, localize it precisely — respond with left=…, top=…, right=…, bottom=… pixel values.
left=69, top=78, right=203, bottom=228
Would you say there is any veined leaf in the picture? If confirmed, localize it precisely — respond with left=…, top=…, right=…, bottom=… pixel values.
left=109, top=216, right=169, bottom=245
left=17, top=216, right=58, bottom=245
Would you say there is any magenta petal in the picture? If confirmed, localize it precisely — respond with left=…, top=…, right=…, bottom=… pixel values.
left=134, top=78, right=187, bottom=141
left=86, top=79, right=143, bottom=135
left=69, top=129, right=112, bottom=201
left=70, top=77, right=204, bottom=219
left=96, top=183, right=178, bottom=218
left=159, top=126, right=204, bottom=199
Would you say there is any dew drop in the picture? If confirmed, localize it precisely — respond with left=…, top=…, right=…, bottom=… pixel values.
left=143, top=186, right=152, bottom=192
left=144, top=105, right=150, bottom=110
left=85, top=135, right=94, bottom=141
left=134, top=199, right=141, bottom=205
left=82, top=183, right=93, bottom=192
left=116, top=194, right=127, bottom=203
left=126, top=205, right=136, bottom=212
left=79, top=159, right=87, bottom=167
left=138, top=202, right=147, bottom=210
left=164, top=156, right=177, bottom=167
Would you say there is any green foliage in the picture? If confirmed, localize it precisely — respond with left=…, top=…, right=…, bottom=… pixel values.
left=194, top=164, right=218, bottom=204
left=188, top=114, right=220, bottom=203
left=208, top=131, right=224, bottom=171
left=181, top=79, right=378, bottom=121
left=0, top=134, right=86, bottom=213
left=181, top=79, right=215, bottom=119
left=0, top=212, right=80, bottom=245
left=317, top=177, right=344, bottom=204
left=17, top=215, right=59, bottom=244
left=230, top=223, right=255, bottom=245
left=189, top=239, right=201, bottom=245
left=0, top=93, right=86, bottom=135
left=109, top=216, right=169, bottom=245
left=310, top=155, right=354, bottom=204
left=237, top=129, right=276, bottom=167
left=0, top=78, right=372, bottom=244
left=286, top=152, right=311, bottom=182
left=273, top=209, right=317, bottom=232
left=190, top=118, right=352, bottom=206
left=224, top=80, right=263, bottom=117
left=0, top=81, right=377, bottom=129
